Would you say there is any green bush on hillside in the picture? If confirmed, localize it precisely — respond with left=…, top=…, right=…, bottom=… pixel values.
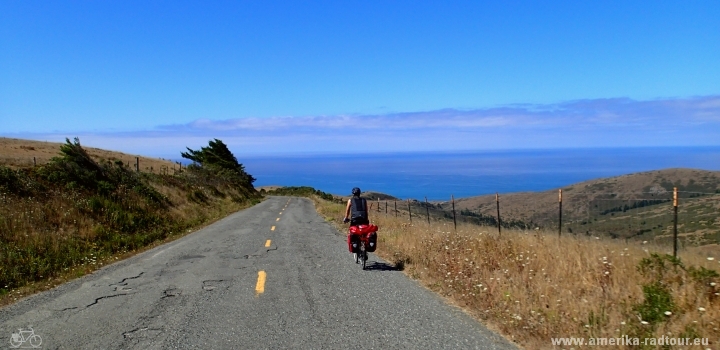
left=267, top=186, right=334, bottom=201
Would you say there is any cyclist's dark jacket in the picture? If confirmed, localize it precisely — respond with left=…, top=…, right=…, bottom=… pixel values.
left=350, top=197, right=369, bottom=226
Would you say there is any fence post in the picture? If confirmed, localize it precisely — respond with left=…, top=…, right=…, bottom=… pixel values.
left=408, top=200, right=412, bottom=223
left=425, top=196, right=430, bottom=225
left=385, top=201, right=387, bottom=215
left=496, top=193, right=501, bottom=236
left=136, top=157, right=139, bottom=172
left=558, top=189, right=563, bottom=237
left=673, top=187, right=678, bottom=257
left=377, top=198, right=380, bottom=213
left=451, top=194, right=457, bottom=231
left=394, top=201, right=397, bottom=217
left=33, top=157, right=36, bottom=167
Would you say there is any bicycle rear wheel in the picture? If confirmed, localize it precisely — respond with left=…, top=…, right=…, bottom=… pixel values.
left=361, top=243, right=367, bottom=270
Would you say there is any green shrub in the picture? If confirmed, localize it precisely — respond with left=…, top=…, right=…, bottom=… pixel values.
left=633, top=282, right=674, bottom=325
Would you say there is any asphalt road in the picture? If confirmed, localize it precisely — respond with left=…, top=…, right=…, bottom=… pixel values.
left=1, top=196, right=517, bottom=349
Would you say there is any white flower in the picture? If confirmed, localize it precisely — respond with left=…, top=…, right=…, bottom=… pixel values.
left=664, top=311, right=672, bottom=316
left=699, top=307, right=706, bottom=312
left=641, top=321, right=649, bottom=325
left=708, top=257, right=715, bottom=261
left=620, top=322, right=626, bottom=325
left=710, top=282, right=716, bottom=287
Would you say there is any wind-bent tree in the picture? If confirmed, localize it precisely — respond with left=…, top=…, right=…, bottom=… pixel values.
left=181, top=139, right=256, bottom=187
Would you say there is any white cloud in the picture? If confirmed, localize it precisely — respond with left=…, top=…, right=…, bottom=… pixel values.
left=4, top=95, right=719, bottom=157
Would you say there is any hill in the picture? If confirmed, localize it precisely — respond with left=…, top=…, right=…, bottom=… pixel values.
left=0, top=137, right=259, bottom=304
left=0, top=137, right=178, bottom=173
left=449, top=168, right=720, bottom=246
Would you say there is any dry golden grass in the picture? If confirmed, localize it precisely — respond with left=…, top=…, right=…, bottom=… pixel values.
left=0, top=137, right=178, bottom=173
left=0, top=166, right=258, bottom=307
left=313, top=197, right=720, bottom=349
left=0, top=188, right=253, bottom=307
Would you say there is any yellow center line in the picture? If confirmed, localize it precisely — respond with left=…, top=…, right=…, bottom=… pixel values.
left=265, top=240, right=271, bottom=247
left=271, top=226, right=275, bottom=231
left=255, top=271, right=266, bottom=296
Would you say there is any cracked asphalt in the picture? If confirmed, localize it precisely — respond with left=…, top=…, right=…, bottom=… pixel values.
left=0, top=196, right=517, bottom=349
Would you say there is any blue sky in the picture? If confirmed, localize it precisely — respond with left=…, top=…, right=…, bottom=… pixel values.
left=1, top=1, right=719, bottom=157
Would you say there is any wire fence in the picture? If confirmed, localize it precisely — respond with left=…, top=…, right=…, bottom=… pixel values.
left=0, top=156, right=184, bottom=175
left=365, top=188, right=720, bottom=255
left=7, top=155, right=718, bottom=253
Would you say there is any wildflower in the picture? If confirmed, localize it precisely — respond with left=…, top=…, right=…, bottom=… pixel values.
left=708, top=257, right=715, bottom=261
left=699, top=307, right=706, bottom=312
left=664, top=311, right=672, bottom=316
left=621, top=322, right=626, bottom=325
left=641, top=321, right=649, bottom=325
left=710, top=282, right=716, bottom=287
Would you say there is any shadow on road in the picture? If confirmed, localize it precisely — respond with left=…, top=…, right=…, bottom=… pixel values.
left=363, top=261, right=401, bottom=271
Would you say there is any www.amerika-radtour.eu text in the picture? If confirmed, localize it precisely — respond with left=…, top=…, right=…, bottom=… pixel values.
left=551, top=335, right=710, bottom=347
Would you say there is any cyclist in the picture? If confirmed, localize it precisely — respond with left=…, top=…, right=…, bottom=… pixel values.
left=343, top=187, right=370, bottom=226
left=344, top=187, right=374, bottom=260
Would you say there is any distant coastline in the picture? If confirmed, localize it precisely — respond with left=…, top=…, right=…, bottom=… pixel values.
left=246, top=146, right=720, bottom=200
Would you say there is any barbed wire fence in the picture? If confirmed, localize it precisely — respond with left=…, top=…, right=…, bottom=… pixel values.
left=1, top=156, right=185, bottom=175
left=370, top=188, right=720, bottom=256
left=7, top=156, right=719, bottom=253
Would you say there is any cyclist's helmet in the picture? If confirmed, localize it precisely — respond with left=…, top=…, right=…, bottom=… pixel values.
left=351, top=187, right=361, bottom=196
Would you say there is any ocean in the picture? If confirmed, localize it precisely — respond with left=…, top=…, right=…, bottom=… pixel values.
left=243, top=147, right=720, bottom=200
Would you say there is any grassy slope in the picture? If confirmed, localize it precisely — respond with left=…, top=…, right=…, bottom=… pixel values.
left=310, top=195, right=719, bottom=349
left=0, top=137, right=178, bottom=173
left=435, top=169, right=720, bottom=248
left=0, top=139, right=260, bottom=306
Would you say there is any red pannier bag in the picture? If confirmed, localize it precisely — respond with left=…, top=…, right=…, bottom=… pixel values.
left=365, top=231, right=378, bottom=252
left=347, top=224, right=378, bottom=253
left=347, top=234, right=360, bottom=253
left=349, top=224, right=378, bottom=235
